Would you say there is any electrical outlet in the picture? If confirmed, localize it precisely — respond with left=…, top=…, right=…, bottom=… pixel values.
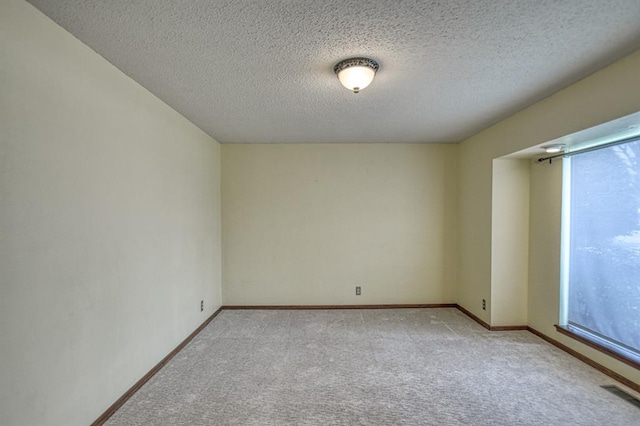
left=201, top=300, right=204, bottom=312
left=356, top=286, right=361, bottom=296
left=482, top=299, right=486, bottom=310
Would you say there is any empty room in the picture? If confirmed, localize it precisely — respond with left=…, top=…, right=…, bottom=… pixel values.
left=2, top=0, right=640, bottom=425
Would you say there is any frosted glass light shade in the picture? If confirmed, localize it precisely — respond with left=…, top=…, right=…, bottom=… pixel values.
left=337, top=66, right=376, bottom=93
left=334, top=58, right=379, bottom=93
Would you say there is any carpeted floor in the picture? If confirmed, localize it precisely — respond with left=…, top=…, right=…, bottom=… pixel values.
left=105, top=308, right=640, bottom=425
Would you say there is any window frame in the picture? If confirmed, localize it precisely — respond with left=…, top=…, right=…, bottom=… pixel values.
left=557, top=137, right=640, bottom=371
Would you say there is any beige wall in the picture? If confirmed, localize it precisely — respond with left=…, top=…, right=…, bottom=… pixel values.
left=490, top=159, right=529, bottom=326
left=528, top=159, right=563, bottom=335
left=458, top=49, right=640, bottom=385
left=0, top=1, right=222, bottom=425
left=222, top=143, right=458, bottom=305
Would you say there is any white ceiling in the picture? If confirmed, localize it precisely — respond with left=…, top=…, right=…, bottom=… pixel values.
left=27, top=0, right=640, bottom=144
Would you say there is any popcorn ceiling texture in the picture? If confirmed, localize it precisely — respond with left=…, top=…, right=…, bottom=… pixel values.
left=27, top=0, right=640, bottom=143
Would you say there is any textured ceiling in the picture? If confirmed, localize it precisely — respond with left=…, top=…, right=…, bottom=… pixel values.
left=26, top=0, right=640, bottom=144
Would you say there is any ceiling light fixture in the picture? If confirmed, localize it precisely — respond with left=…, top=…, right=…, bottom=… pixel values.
left=334, top=57, right=379, bottom=93
left=541, top=144, right=566, bottom=153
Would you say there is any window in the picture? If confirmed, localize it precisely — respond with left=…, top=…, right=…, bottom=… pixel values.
left=560, top=137, right=640, bottom=364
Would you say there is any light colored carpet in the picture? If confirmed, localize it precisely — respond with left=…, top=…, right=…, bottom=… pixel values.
left=105, top=308, right=640, bottom=425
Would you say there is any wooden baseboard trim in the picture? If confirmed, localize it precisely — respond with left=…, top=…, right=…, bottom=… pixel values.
left=454, top=305, right=527, bottom=331
left=455, top=304, right=491, bottom=329
left=554, top=325, right=640, bottom=371
left=527, top=326, right=640, bottom=394
left=91, top=307, right=223, bottom=426
left=222, top=304, right=457, bottom=310
left=489, top=325, right=528, bottom=331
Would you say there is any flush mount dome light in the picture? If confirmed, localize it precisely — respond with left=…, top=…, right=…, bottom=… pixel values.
left=334, top=57, right=379, bottom=93
left=541, top=144, right=566, bottom=153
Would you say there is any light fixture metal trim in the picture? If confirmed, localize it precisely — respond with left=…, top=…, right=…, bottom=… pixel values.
left=333, top=57, right=379, bottom=75
left=334, top=57, right=379, bottom=93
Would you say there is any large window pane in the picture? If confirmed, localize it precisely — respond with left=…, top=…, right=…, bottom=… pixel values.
left=565, top=139, right=640, bottom=357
